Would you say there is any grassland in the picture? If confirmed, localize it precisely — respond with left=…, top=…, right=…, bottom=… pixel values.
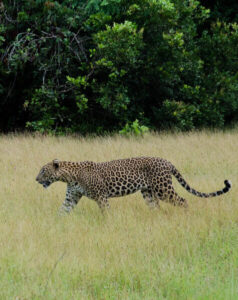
left=0, top=131, right=237, bottom=300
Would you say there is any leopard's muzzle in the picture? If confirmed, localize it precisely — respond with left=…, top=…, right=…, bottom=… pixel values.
left=36, top=177, right=51, bottom=189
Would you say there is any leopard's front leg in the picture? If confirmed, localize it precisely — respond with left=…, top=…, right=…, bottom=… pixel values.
left=96, top=196, right=110, bottom=213
left=59, top=184, right=82, bottom=214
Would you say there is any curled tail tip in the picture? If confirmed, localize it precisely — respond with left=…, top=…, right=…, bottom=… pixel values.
left=224, top=179, right=232, bottom=191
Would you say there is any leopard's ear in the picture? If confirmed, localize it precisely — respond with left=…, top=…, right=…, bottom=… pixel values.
left=52, top=159, right=60, bottom=169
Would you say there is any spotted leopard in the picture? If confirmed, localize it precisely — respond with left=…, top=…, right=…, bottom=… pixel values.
left=36, top=157, right=231, bottom=213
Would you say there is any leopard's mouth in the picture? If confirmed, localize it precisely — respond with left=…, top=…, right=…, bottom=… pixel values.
left=40, top=181, right=51, bottom=189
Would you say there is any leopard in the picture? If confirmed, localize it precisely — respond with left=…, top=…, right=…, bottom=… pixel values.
left=36, top=157, right=231, bottom=213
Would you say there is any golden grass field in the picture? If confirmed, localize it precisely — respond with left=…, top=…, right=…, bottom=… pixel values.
left=0, top=131, right=237, bottom=299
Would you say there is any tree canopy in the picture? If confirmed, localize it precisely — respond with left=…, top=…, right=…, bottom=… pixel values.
left=0, top=0, right=238, bottom=134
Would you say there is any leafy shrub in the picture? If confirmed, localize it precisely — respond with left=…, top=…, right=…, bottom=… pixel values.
left=119, top=119, right=149, bottom=136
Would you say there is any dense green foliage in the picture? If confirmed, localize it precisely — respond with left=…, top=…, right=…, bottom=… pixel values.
left=0, top=0, right=238, bottom=133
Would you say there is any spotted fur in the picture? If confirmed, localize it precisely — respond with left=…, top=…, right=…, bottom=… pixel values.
left=36, top=157, right=231, bottom=213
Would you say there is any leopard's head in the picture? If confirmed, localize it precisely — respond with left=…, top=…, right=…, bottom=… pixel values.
left=36, top=159, right=60, bottom=188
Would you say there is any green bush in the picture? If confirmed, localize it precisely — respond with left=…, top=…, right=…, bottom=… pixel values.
left=119, top=119, right=149, bottom=136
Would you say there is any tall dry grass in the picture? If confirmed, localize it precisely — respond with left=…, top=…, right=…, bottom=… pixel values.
left=0, top=131, right=237, bottom=299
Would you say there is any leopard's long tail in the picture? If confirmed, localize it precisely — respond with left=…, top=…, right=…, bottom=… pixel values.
left=171, top=166, right=231, bottom=198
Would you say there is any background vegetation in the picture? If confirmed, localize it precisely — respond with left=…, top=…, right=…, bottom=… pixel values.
left=0, top=132, right=237, bottom=299
left=0, top=0, right=238, bottom=134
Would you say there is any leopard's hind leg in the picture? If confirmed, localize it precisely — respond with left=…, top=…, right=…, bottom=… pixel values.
left=166, top=187, right=188, bottom=207
left=154, top=173, right=188, bottom=208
